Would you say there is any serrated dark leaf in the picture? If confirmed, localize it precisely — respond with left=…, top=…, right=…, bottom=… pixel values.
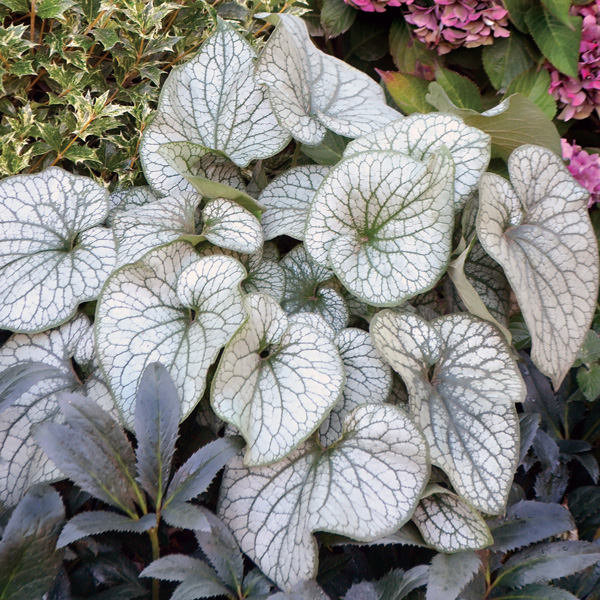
left=535, top=461, right=569, bottom=504
left=426, top=552, right=480, bottom=600
left=162, top=502, right=211, bottom=531
left=195, top=512, right=243, bottom=590
left=375, top=566, right=428, bottom=600
left=519, top=414, right=541, bottom=466
left=165, top=436, right=244, bottom=505
left=567, top=486, right=600, bottom=541
left=34, top=394, right=138, bottom=513
left=0, top=485, right=65, bottom=600
left=271, top=580, right=329, bottom=600
left=490, top=500, right=575, bottom=552
left=57, top=511, right=156, bottom=547
left=134, top=362, right=180, bottom=505
left=141, top=555, right=230, bottom=599
left=0, top=362, right=64, bottom=413
left=495, top=541, right=600, bottom=588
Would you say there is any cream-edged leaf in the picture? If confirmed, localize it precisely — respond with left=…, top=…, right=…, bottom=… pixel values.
left=211, top=293, right=345, bottom=466
left=218, top=403, right=430, bottom=591
left=281, top=244, right=348, bottom=333
left=477, top=145, right=599, bottom=389
left=113, top=193, right=201, bottom=269
left=345, top=114, right=490, bottom=210
left=0, top=168, right=116, bottom=333
left=259, top=165, right=331, bottom=240
left=140, top=19, right=290, bottom=194
left=371, top=311, right=524, bottom=514
left=319, top=328, right=393, bottom=446
left=201, top=198, right=263, bottom=254
left=0, top=316, right=115, bottom=507
left=255, top=14, right=400, bottom=145
left=305, top=150, right=454, bottom=307
left=96, top=242, right=246, bottom=428
left=412, top=489, right=493, bottom=552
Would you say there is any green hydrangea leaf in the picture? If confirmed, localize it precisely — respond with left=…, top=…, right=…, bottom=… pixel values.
left=305, top=150, right=454, bottom=307
left=96, top=242, right=246, bottom=428
left=504, top=68, right=557, bottom=120
left=0, top=485, right=65, bottom=600
left=259, top=165, right=331, bottom=241
left=380, top=71, right=434, bottom=116
left=201, top=198, right=263, bottom=254
left=211, top=293, right=345, bottom=466
left=218, top=403, right=430, bottom=591
left=412, top=488, right=492, bottom=552
left=140, top=18, right=290, bottom=193
left=319, top=328, right=392, bottom=446
left=0, top=316, right=114, bottom=507
left=255, top=14, right=400, bottom=145
left=525, top=6, right=581, bottom=78
left=281, top=244, right=349, bottom=333
left=477, top=145, right=599, bottom=389
left=0, top=168, right=115, bottom=333
left=482, top=32, right=534, bottom=91
left=344, top=113, right=490, bottom=211
left=371, top=311, right=524, bottom=514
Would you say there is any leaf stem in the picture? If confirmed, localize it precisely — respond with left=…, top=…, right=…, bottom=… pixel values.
left=148, top=526, right=160, bottom=600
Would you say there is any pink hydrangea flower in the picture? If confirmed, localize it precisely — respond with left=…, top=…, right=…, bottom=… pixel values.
left=344, top=0, right=411, bottom=13
left=547, top=1, right=600, bottom=121
left=403, top=0, right=509, bottom=55
left=561, top=138, right=600, bottom=207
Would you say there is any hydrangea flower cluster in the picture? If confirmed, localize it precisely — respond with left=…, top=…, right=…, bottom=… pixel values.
left=402, top=0, right=510, bottom=55
left=547, top=0, right=600, bottom=121
left=344, top=0, right=411, bottom=13
left=562, top=138, right=600, bottom=207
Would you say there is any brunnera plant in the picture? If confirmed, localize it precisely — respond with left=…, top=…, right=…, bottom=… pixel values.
left=0, top=11, right=599, bottom=596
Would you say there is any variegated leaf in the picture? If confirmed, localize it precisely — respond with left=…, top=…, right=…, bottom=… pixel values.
left=0, top=316, right=115, bottom=507
left=259, top=165, right=331, bottom=240
left=412, top=488, right=493, bottom=552
left=218, top=403, right=429, bottom=591
left=0, top=168, right=115, bottom=333
left=319, top=328, right=393, bottom=446
left=344, top=113, right=490, bottom=210
left=477, top=145, right=599, bottom=388
left=211, top=293, right=344, bottom=466
left=305, top=150, right=454, bottom=307
left=255, top=14, right=400, bottom=145
left=202, top=198, right=263, bottom=254
left=197, top=243, right=285, bottom=302
left=140, top=19, right=290, bottom=194
left=371, top=311, right=524, bottom=514
left=113, top=192, right=201, bottom=269
left=281, top=244, right=348, bottom=333
left=96, top=242, right=246, bottom=428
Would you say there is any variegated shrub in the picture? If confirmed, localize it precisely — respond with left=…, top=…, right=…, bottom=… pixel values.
left=0, top=13, right=598, bottom=595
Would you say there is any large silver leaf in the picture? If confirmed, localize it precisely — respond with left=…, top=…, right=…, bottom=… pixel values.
left=281, top=244, right=348, bottom=333
left=0, top=168, right=115, bottom=333
left=412, top=487, right=492, bottom=552
left=371, top=311, right=524, bottom=514
left=259, top=165, right=331, bottom=241
left=218, top=403, right=429, bottom=591
left=96, top=242, right=246, bottom=428
left=140, top=19, right=290, bottom=194
left=0, top=316, right=115, bottom=507
left=305, top=150, right=454, bottom=307
left=344, top=114, right=490, bottom=211
left=319, top=328, right=392, bottom=446
left=477, top=145, right=599, bottom=389
left=211, top=293, right=345, bottom=466
left=255, top=14, right=400, bottom=146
